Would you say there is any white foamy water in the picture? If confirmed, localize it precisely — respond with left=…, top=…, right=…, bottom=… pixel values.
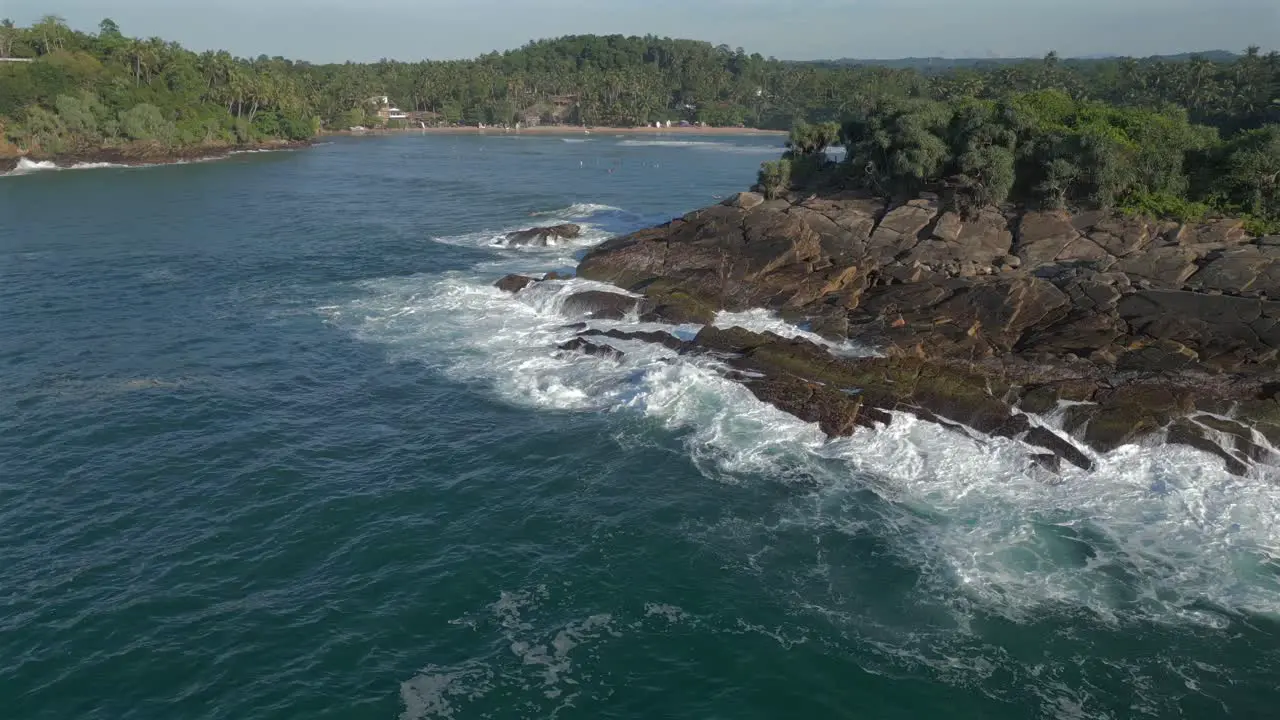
left=713, top=308, right=876, bottom=357
left=618, top=139, right=785, bottom=154
left=4, top=158, right=59, bottom=175
left=326, top=203, right=1280, bottom=632
left=430, top=202, right=657, bottom=254
left=4, top=147, right=293, bottom=177
left=399, top=585, right=623, bottom=719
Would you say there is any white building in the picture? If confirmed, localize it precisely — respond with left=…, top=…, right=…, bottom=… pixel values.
left=370, top=95, right=407, bottom=121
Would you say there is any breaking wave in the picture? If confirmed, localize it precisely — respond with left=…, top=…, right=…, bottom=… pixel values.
left=325, top=263, right=1280, bottom=632
left=431, top=202, right=665, bottom=253
left=618, top=139, right=784, bottom=154
left=713, top=308, right=875, bottom=357
left=319, top=201, right=1280, bottom=719
left=4, top=158, right=61, bottom=175
left=316, top=199, right=1280, bottom=718
left=4, top=146, right=296, bottom=177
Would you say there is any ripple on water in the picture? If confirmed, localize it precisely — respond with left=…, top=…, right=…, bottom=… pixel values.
left=6, top=135, right=1280, bottom=720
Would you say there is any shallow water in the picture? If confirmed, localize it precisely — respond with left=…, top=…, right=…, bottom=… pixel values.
left=2, top=134, right=1279, bottom=719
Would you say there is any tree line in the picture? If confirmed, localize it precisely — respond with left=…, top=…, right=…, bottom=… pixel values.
left=763, top=92, right=1279, bottom=234
left=3, top=17, right=1278, bottom=146
left=1, top=14, right=1277, bottom=228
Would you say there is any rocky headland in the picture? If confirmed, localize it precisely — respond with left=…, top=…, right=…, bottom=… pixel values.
left=0, top=139, right=312, bottom=174
left=498, top=190, right=1280, bottom=476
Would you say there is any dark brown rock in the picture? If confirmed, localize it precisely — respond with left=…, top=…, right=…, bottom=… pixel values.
left=557, top=337, right=625, bottom=361
left=495, top=274, right=539, bottom=293
left=578, top=328, right=690, bottom=353
left=1167, top=419, right=1247, bottom=475
left=560, top=290, right=638, bottom=319
left=503, top=223, right=582, bottom=247
left=1025, top=426, right=1094, bottom=471
left=1113, top=246, right=1200, bottom=287
left=1015, top=211, right=1080, bottom=270
left=723, top=191, right=765, bottom=210
left=565, top=189, right=1280, bottom=475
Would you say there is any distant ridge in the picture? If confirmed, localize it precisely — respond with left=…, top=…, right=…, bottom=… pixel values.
left=801, top=50, right=1239, bottom=71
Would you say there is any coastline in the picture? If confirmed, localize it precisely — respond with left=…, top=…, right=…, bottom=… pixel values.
left=511, top=187, right=1280, bottom=478
left=1, top=126, right=783, bottom=173
left=0, top=139, right=313, bottom=175
left=323, top=125, right=786, bottom=138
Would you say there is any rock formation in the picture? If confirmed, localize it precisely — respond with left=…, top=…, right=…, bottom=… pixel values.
left=500, top=189, right=1280, bottom=475
left=500, top=223, right=582, bottom=247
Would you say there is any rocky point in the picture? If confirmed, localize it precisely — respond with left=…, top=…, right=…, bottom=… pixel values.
left=497, top=189, right=1280, bottom=476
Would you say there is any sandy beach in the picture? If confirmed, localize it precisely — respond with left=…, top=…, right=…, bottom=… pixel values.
left=326, top=125, right=786, bottom=137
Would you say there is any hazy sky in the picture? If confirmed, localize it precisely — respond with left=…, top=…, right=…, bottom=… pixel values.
left=8, top=0, right=1278, bottom=62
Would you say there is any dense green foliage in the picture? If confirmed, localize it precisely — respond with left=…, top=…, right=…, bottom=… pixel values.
left=2, top=15, right=1278, bottom=230
left=782, top=89, right=1279, bottom=231
left=0, top=16, right=320, bottom=153
left=4, top=16, right=1280, bottom=156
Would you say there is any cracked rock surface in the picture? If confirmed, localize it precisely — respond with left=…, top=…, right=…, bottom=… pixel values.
left=510, top=190, right=1280, bottom=474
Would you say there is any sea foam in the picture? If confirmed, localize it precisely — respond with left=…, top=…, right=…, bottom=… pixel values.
left=618, top=139, right=784, bottom=153
left=4, top=158, right=59, bottom=175
left=324, top=202, right=1280, bottom=635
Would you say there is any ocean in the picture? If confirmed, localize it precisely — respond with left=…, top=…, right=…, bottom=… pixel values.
left=2, top=133, right=1279, bottom=719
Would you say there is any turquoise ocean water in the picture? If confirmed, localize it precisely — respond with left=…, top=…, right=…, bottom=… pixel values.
left=3, top=134, right=1280, bottom=719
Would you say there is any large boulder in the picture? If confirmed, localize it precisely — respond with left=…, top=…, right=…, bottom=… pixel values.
left=502, top=223, right=582, bottom=247
left=495, top=274, right=539, bottom=293
left=559, top=290, right=639, bottom=319
left=563, top=189, right=1280, bottom=474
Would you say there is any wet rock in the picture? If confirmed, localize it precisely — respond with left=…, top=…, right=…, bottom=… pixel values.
left=1015, top=211, right=1080, bottom=270
left=1025, top=426, right=1094, bottom=471
left=560, top=290, right=638, bottom=319
left=1167, top=419, right=1247, bottom=475
left=503, top=223, right=582, bottom=247
left=566, top=189, right=1280, bottom=474
left=636, top=278, right=720, bottom=325
left=723, top=191, right=765, bottom=210
left=1192, top=414, right=1274, bottom=464
left=557, top=337, right=625, bottom=361
left=578, top=328, right=690, bottom=353
left=1030, top=453, right=1062, bottom=472
left=495, top=274, right=539, bottom=293
left=1186, top=246, right=1280, bottom=297
left=1113, top=246, right=1200, bottom=287
left=1078, top=384, right=1189, bottom=454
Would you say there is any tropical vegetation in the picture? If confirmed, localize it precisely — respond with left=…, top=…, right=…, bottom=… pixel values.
left=767, top=89, right=1280, bottom=232
left=1, top=15, right=1276, bottom=229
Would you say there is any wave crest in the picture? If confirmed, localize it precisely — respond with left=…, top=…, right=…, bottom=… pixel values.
left=324, top=254, right=1280, bottom=629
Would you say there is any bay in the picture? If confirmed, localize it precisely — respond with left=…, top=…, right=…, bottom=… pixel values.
left=3, top=134, right=1279, bottom=720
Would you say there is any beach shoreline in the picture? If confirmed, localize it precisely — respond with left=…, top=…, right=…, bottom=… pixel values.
left=0, top=139, right=313, bottom=174
left=324, top=125, right=786, bottom=138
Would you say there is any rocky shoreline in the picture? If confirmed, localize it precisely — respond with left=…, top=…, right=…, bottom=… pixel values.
left=497, top=189, right=1280, bottom=476
left=0, top=139, right=312, bottom=174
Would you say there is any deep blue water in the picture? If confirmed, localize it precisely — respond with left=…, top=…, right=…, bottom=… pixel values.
left=3, top=134, right=1280, bottom=719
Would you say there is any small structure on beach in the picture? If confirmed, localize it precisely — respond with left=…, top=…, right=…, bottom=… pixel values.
left=368, top=95, right=407, bottom=123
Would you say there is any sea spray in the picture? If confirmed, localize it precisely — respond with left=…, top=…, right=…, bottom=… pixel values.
left=326, top=243, right=1280, bottom=629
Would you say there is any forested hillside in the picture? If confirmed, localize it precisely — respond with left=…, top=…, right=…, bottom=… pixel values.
left=1, top=14, right=1278, bottom=222
left=762, top=90, right=1280, bottom=233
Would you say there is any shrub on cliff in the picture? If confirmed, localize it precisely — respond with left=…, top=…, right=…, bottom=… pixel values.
left=14, top=105, right=67, bottom=153
left=842, top=100, right=952, bottom=197
left=948, top=101, right=1018, bottom=206
left=54, top=92, right=104, bottom=144
left=822, top=90, right=1276, bottom=229
left=119, top=103, right=175, bottom=145
left=758, top=159, right=792, bottom=200
left=1203, top=125, right=1280, bottom=229
left=787, top=121, right=841, bottom=156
